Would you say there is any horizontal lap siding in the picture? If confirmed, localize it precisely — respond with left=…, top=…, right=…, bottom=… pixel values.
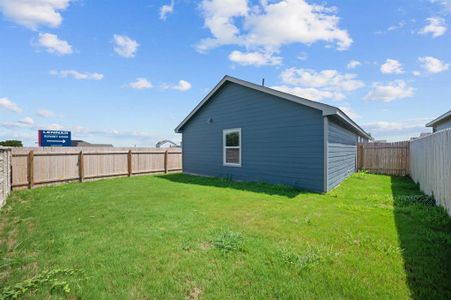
left=435, top=118, right=451, bottom=132
left=182, top=82, right=324, bottom=192
left=327, top=118, right=358, bottom=191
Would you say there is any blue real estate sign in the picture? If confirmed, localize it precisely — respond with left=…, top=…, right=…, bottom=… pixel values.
left=38, top=130, right=71, bottom=147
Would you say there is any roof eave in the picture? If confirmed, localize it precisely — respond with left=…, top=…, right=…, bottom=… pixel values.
left=175, top=75, right=372, bottom=140
left=425, top=110, right=451, bottom=127
left=325, top=109, right=372, bottom=139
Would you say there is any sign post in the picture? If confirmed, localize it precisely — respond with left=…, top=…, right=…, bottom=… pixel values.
left=38, top=130, right=71, bottom=147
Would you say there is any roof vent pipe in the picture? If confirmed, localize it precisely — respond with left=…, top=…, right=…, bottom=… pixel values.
left=262, top=78, right=265, bottom=86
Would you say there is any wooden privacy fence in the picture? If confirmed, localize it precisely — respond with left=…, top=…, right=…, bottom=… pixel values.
left=357, top=141, right=410, bottom=176
left=11, top=147, right=182, bottom=189
left=0, top=147, right=11, bottom=206
left=410, top=129, right=451, bottom=215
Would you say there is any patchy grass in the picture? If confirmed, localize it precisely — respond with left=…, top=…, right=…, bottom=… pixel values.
left=0, top=173, right=450, bottom=299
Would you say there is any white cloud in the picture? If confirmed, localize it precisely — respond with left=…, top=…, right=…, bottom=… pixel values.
left=72, top=125, right=171, bottom=142
left=412, top=70, right=421, bottom=76
left=347, top=60, right=361, bottom=69
left=128, top=78, right=152, bottom=90
left=197, top=0, right=248, bottom=52
left=160, top=0, right=174, bottom=20
left=419, top=17, right=447, bottom=37
left=37, top=109, right=54, bottom=117
left=280, top=68, right=364, bottom=91
left=365, top=80, right=415, bottom=102
left=19, top=116, right=34, bottom=125
left=376, top=21, right=407, bottom=34
left=418, top=56, right=449, bottom=73
left=228, top=50, right=282, bottom=66
left=271, top=85, right=341, bottom=101
left=2, top=116, right=34, bottom=128
left=380, top=59, right=404, bottom=74
left=274, top=67, right=364, bottom=101
left=197, top=0, right=352, bottom=54
left=50, top=70, right=104, bottom=80
left=429, top=0, right=451, bottom=12
left=0, top=97, right=22, bottom=113
left=339, top=106, right=360, bottom=119
left=47, top=123, right=63, bottom=130
left=37, top=32, right=72, bottom=55
left=363, top=118, right=431, bottom=141
left=163, top=80, right=192, bottom=91
left=0, top=0, right=70, bottom=30
left=387, top=21, right=406, bottom=32
left=113, top=34, right=139, bottom=58
left=365, top=120, right=425, bottom=131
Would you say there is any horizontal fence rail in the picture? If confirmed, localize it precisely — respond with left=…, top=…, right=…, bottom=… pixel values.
left=357, top=141, right=410, bottom=176
left=410, top=129, right=451, bottom=215
left=11, top=147, right=182, bottom=189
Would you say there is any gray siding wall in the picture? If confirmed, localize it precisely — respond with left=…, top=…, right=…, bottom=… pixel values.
left=435, top=118, right=451, bottom=132
left=327, top=118, right=358, bottom=191
left=181, top=82, right=325, bottom=192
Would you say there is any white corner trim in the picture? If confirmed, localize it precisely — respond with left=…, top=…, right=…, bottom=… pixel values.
left=323, top=117, right=329, bottom=193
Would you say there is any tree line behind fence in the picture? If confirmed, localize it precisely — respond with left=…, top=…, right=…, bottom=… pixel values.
left=10, top=147, right=182, bottom=189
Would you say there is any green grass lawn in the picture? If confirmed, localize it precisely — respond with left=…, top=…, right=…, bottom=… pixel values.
left=1, top=173, right=450, bottom=299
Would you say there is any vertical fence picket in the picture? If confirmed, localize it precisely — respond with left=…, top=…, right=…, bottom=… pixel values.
left=10, top=147, right=182, bottom=189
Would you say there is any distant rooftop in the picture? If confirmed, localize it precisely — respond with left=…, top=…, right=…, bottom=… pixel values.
left=71, top=140, right=113, bottom=147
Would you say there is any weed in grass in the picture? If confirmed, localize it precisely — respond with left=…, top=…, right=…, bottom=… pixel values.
left=279, top=246, right=338, bottom=270
left=355, top=170, right=369, bottom=179
left=304, top=216, right=312, bottom=225
left=0, top=174, right=450, bottom=299
left=344, top=232, right=402, bottom=256
left=394, top=194, right=436, bottom=206
left=1, top=268, right=84, bottom=300
left=181, top=240, right=196, bottom=252
left=212, top=230, right=244, bottom=254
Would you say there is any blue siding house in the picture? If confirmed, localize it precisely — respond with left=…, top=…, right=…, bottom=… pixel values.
left=175, top=76, right=371, bottom=192
left=426, top=110, right=451, bottom=132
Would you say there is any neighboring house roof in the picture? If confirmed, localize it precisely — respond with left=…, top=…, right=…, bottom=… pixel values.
left=426, top=109, right=451, bottom=127
left=155, top=140, right=180, bottom=148
left=71, top=140, right=113, bottom=147
left=175, top=75, right=371, bottom=139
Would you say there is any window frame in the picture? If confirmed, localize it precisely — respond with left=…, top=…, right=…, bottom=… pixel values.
left=223, top=128, right=241, bottom=167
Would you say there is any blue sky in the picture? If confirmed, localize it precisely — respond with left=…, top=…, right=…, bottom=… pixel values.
left=0, top=0, right=450, bottom=146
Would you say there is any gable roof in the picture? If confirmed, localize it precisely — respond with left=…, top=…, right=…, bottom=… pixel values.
left=426, top=109, right=451, bottom=127
left=175, top=75, right=371, bottom=139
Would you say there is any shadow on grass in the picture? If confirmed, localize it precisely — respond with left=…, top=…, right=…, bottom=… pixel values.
left=157, top=173, right=308, bottom=198
left=391, top=176, right=451, bottom=299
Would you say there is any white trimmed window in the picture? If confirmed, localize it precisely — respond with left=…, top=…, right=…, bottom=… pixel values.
left=223, top=128, right=241, bottom=167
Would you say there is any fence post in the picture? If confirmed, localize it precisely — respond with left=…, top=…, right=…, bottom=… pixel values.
left=359, top=144, right=364, bottom=170
left=27, top=150, right=34, bottom=189
left=128, top=150, right=132, bottom=177
left=79, top=151, right=84, bottom=182
left=164, top=150, right=168, bottom=174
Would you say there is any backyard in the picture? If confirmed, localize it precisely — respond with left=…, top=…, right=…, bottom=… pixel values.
left=0, top=173, right=450, bottom=299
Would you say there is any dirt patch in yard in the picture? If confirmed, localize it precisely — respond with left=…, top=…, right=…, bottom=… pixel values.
left=187, top=286, right=202, bottom=300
